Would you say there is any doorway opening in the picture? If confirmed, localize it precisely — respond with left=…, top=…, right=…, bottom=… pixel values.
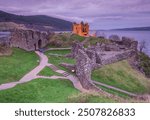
left=34, top=44, right=36, bottom=50
left=38, top=40, right=42, bottom=49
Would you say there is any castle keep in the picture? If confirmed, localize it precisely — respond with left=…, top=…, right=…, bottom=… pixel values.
left=72, top=22, right=89, bottom=37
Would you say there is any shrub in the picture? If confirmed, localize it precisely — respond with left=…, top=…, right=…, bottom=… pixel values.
left=138, top=52, right=150, bottom=77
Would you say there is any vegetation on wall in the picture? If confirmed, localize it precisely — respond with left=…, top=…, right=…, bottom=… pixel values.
left=138, top=52, right=150, bottom=78
left=48, top=33, right=110, bottom=48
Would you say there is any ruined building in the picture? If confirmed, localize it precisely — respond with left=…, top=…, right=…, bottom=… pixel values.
left=72, top=22, right=89, bottom=37
left=62, top=37, right=138, bottom=91
left=10, top=29, right=52, bottom=51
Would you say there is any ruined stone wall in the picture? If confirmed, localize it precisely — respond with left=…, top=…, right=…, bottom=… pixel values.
left=0, top=37, right=10, bottom=46
left=0, top=37, right=12, bottom=56
left=70, top=37, right=138, bottom=90
left=10, top=29, right=51, bottom=51
left=103, top=36, right=138, bottom=51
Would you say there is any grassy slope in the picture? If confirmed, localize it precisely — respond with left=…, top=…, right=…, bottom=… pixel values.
left=38, top=67, right=62, bottom=76
left=47, top=49, right=71, bottom=55
left=0, top=48, right=38, bottom=84
left=138, top=52, right=150, bottom=77
left=0, top=10, right=72, bottom=30
left=0, top=79, right=117, bottom=103
left=48, top=33, right=111, bottom=48
left=92, top=60, right=150, bottom=94
left=45, top=50, right=75, bottom=71
left=48, top=33, right=85, bottom=48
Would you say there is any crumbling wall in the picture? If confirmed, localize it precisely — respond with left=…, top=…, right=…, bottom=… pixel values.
left=71, top=37, right=138, bottom=90
left=10, top=29, right=51, bottom=51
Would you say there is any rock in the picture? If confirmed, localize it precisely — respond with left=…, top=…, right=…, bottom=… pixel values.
left=105, top=43, right=120, bottom=51
left=122, top=36, right=137, bottom=49
left=109, top=35, right=121, bottom=41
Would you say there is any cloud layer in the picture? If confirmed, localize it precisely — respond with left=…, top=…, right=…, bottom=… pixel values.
left=0, top=0, right=150, bottom=29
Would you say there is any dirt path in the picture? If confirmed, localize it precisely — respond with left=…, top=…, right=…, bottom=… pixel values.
left=92, top=80, right=137, bottom=97
left=0, top=51, right=138, bottom=97
left=0, top=51, right=87, bottom=92
left=0, top=51, right=48, bottom=90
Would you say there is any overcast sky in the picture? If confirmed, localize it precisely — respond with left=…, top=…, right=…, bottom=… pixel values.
left=0, top=0, right=150, bottom=29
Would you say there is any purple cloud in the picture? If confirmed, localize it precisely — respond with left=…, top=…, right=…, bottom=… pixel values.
left=0, top=0, right=150, bottom=29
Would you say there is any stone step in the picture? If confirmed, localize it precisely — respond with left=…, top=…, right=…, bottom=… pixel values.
left=62, top=72, right=70, bottom=77
left=48, top=65, right=59, bottom=71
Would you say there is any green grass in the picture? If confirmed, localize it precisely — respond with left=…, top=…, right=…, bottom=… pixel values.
left=92, top=60, right=150, bottom=94
left=70, top=34, right=85, bottom=42
left=48, top=55, right=75, bottom=71
left=0, top=78, right=118, bottom=103
left=0, top=79, right=79, bottom=103
left=98, top=85, right=130, bottom=99
left=68, top=93, right=117, bottom=103
left=46, top=49, right=71, bottom=55
left=138, top=52, right=150, bottom=77
left=45, top=50, right=75, bottom=71
left=38, top=67, right=62, bottom=76
left=0, top=48, right=38, bottom=85
left=48, top=33, right=111, bottom=48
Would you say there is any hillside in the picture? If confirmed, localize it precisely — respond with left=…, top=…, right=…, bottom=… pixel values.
left=0, top=10, right=72, bottom=31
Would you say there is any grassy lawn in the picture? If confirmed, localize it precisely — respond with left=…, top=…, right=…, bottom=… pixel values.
left=38, top=67, right=62, bottom=76
left=68, top=93, right=117, bottom=103
left=48, top=33, right=85, bottom=47
left=46, top=49, right=71, bottom=55
left=0, top=78, right=117, bottom=103
left=45, top=50, right=75, bottom=71
left=92, top=60, right=150, bottom=94
left=0, top=48, right=38, bottom=85
left=98, top=85, right=130, bottom=99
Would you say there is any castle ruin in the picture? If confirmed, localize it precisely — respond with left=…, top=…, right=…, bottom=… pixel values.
left=72, top=22, right=89, bottom=37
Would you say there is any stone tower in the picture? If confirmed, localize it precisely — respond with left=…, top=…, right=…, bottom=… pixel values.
left=72, top=21, right=89, bottom=37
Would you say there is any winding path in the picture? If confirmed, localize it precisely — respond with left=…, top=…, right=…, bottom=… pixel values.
left=0, top=51, right=138, bottom=97
left=0, top=51, right=87, bottom=92
left=0, top=51, right=48, bottom=90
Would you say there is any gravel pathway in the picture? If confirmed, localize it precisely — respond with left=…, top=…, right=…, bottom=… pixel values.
left=0, top=51, right=138, bottom=97
left=92, top=80, right=137, bottom=97
left=0, top=51, right=87, bottom=92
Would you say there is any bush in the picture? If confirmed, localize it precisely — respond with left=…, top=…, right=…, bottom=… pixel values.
left=138, top=52, right=150, bottom=77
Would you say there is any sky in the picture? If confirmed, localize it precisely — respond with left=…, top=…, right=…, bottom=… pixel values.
left=0, top=0, right=150, bottom=30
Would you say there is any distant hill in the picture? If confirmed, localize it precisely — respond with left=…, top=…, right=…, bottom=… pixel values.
left=0, top=10, right=72, bottom=31
left=113, top=26, right=150, bottom=31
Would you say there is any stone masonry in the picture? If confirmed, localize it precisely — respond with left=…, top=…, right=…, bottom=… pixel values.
left=10, top=29, right=52, bottom=51
left=68, top=37, right=138, bottom=90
